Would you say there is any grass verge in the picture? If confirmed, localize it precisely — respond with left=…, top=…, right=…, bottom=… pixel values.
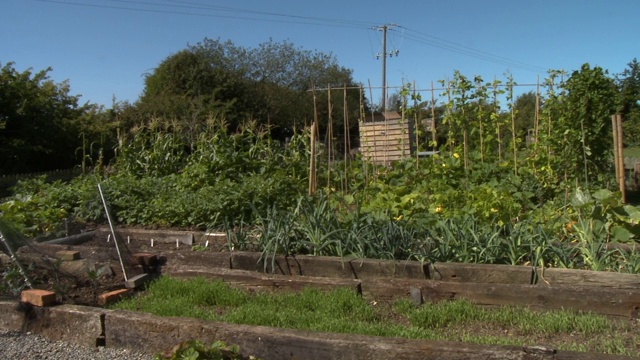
left=112, top=276, right=639, bottom=357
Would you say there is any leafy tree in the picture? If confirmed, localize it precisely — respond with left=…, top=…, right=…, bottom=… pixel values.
left=133, top=46, right=252, bottom=145
left=0, top=62, right=90, bottom=174
left=617, top=58, right=640, bottom=145
left=513, top=91, right=537, bottom=142
left=132, top=38, right=363, bottom=144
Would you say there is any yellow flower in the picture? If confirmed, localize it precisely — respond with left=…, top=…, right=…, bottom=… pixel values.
left=394, top=215, right=403, bottom=221
left=491, top=208, right=498, bottom=213
left=435, top=205, right=443, bottom=213
left=453, top=153, right=460, bottom=159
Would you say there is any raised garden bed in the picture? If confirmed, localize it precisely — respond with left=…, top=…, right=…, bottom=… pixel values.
left=1, top=227, right=639, bottom=359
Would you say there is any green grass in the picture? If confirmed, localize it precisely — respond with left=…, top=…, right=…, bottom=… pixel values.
left=113, top=276, right=639, bottom=357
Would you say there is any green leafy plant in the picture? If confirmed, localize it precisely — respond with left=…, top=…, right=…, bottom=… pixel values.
left=1, top=265, right=30, bottom=296
left=156, top=339, right=258, bottom=360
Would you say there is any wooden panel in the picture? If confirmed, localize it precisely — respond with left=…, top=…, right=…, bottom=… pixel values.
left=359, top=119, right=413, bottom=163
left=361, top=279, right=640, bottom=318
left=535, top=267, right=640, bottom=289
left=429, top=263, right=533, bottom=284
left=360, top=128, right=409, bottom=138
left=361, top=141, right=411, bottom=148
left=360, top=133, right=407, bottom=138
left=360, top=123, right=411, bottom=131
left=164, top=266, right=362, bottom=294
left=361, top=138, right=411, bottom=145
left=229, top=252, right=429, bottom=280
left=361, top=138, right=410, bottom=145
left=361, top=150, right=411, bottom=157
left=360, top=139, right=409, bottom=145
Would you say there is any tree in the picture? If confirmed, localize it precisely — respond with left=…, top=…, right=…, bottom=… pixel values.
left=132, top=38, right=363, bottom=143
left=133, top=46, right=252, bottom=145
left=0, top=62, right=90, bottom=173
left=617, top=58, right=640, bottom=145
left=513, top=91, right=537, bottom=142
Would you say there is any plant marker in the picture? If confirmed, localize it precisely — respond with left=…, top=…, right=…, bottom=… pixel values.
left=107, top=234, right=111, bottom=243
left=151, top=238, right=154, bottom=247
left=127, top=236, right=130, bottom=244
left=176, top=239, right=179, bottom=248
left=205, top=240, right=209, bottom=248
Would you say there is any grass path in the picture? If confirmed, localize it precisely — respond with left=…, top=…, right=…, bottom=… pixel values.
left=112, top=276, right=639, bottom=357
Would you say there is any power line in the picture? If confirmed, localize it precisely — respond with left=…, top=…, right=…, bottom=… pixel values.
left=35, top=0, right=546, bottom=73
left=400, top=26, right=546, bottom=73
left=35, top=0, right=376, bottom=29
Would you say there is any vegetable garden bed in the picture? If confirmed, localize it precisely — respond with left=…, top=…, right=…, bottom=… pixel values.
left=1, top=228, right=639, bottom=358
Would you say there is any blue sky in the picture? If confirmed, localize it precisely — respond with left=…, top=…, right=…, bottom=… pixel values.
left=2, top=0, right=639, bottom=107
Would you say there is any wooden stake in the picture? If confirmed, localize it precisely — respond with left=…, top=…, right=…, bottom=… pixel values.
left=612, top=114, right=621, bottom=186
left=477, top=78, right=484, bottom=163
left=509, top=77, right=517, bottom=176
left=309, top=85, right=318, bottom=196
left=617, top=114, right=626, bottom=203
left=327, top=84, right=333, bottom=191
left=430, top=81, right=437, bottom=150
left=413, top=80, right=419, bottom=168
left=535, top=75, right=540, bottom=142
left=359, top=85, right=368, bottom=185
left=367, top=79, right=378, bottom=176
left=343, top=84, right=348, bottom=193
left=494, top=76, right=502, bottom=163
left=309, top=120, right=317, bottom=196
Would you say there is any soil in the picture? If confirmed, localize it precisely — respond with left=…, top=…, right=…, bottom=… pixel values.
left=0, top=228, right=229, bottom=306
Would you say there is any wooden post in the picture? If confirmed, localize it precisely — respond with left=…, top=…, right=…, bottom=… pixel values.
left=616, top=114, right=626, bottom=203
left=327, top=85, right=333, bottom=191
left=413, top=80, right=419, bottom=168
left=493, top=76, right=502, bottom=163
left=430, top=81, right=436, bottom=150
left=343, top=85, right=348, bottom=193
left=534, top=75, right=540, bottom=143
left=509, top=77, right=517, bottom=176
left=309, top=121, right=317, bottom=196
left=367, top=80, right=378, bottom=178
left=612, top=114, right=621, bottom=187
left=309, top=85, right=318, bottom=196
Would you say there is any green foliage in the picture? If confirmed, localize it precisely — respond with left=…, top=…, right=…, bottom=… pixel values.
left=156, top=339, right=257, bottom=360
left=130, top=38, right=362, bottom=141
left=556, top=64, right=618, bottom=184
left=0, top=265, right=30, bottom=296
left=401, top=299, right=614, bottom=336
left=0, top=177, right=73, bottom=237
left=0, top=62, right=99, bottom=173
left=3, top=62, right=639, bottom=276
left=512, top=91, right=537, bottom=141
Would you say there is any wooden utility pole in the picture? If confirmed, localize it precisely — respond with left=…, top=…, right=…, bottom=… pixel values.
left=373, top=24, right=399, bottom=112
